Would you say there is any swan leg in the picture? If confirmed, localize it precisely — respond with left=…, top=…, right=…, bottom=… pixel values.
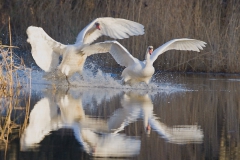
left=120, top=79, right=125, bottom=85
left=66, top=76, right=71, bottom=86
left=123, top=80, right=133, bottom=86
left=120, top=78, right=130, bottom=86
left=79, top=74, right=84, bottom=81
left=65, top=86, right=70, bottom=94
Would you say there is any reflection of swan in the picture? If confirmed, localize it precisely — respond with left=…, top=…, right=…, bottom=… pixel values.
left=73, top=124, right=140, bottom=157
left=21, top=89, right=109, bottom=150
left=26, top=17, right=144, bottom=84
left=81, top=39, right=206, bottom=85
left=108, top=91, right=153, bottom=133
left=21, top=88, right=140, bottom=157
left=108, top=91, right=203, bottom=144
left=57, top=93, right=109, bottom=132
left=20, top=94, right=61, bottom=150
left=58, top=91, right=141, bottom=157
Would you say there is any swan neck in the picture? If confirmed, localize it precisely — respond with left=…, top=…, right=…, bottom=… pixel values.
left=145, top=51, right=151, bottom=65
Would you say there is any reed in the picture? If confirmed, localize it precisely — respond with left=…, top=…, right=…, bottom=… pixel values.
left=0, top=0, right=240, bottom=73
left=0, top=17, right=31, bottom=158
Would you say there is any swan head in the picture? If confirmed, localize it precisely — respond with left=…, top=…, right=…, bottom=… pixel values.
left=95, top=22, right=100, bottom=30
left=148, top=46, right=153, bottom=55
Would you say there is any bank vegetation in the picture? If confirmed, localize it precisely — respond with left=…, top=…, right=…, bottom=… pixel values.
left=0, top=0, right=240, bottom=73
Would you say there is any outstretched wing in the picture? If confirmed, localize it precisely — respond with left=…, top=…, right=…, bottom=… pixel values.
left=26, top=26, right=67, bottom=72
left=81, top=40, right=138, bottom=67
left=150, top=38, right=207, bottom=64
left=76, top=17, right=144, bottom=45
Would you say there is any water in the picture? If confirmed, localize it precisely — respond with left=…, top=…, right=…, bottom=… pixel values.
left=1, top=68, right=240, bottom=160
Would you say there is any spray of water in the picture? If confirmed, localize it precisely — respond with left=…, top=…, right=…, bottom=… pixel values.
left=18, top=62, right=188, bottom=95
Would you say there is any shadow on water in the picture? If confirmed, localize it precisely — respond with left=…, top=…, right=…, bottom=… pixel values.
left=1, top=72, right=240, bottom=159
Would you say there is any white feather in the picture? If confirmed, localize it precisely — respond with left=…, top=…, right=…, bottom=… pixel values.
left=76, top=17, right=144, bottom=45
left=26, top=17, right=144, bottom=82
left=81, top=40, right=138, bottom=67
left=26, top=26, right=65, bottom=72
left=81, top=38, right=206, bottom=85
left=150, top=38, right=207, bottom=64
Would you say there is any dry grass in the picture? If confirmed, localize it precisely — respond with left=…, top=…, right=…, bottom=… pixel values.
left=0, top=0, right=240, bottom=73
left=0, top=17, right=31, bottom=158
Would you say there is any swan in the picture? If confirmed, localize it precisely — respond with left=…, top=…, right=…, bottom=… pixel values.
left=26, top=17, right=144, bottom=84
left=81, top=38, right=207, bottom=85
left=108, top=91, right=203, bottom=144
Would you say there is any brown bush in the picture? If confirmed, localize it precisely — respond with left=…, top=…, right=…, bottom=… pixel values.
left=0, top=0, right=240, bottom=73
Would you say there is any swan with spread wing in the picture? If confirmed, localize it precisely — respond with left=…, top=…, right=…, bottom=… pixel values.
left=81, top=39, right=206, bottom=85
left=26, top=17, right=144, bottom=84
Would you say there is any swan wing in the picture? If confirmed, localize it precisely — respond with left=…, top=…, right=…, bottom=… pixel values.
left=76, top=17, right=144, bottom=45
left=108, top=107, right=141, bottom=133
left=148, top=117, right=171, bottom=139
left=81, top=40, right=138, bottom=67
left=150, top=38, right=207, bottom=64
left=26, top=26, right=67, bottom=72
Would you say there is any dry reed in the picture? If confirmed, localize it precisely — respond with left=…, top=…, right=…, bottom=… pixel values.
left=0, top=17, right=31, bottom=158
left=0, top=0, right=239, bottom=73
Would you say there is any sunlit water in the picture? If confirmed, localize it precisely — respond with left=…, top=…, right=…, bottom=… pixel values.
left=1, top=65, right=240, bottom=160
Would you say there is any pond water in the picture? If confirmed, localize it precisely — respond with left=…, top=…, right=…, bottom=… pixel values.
left=1, top=69, right=240, bottom=160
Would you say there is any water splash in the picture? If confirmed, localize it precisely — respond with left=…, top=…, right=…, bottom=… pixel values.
left=19, top=63, right=188, bottom=94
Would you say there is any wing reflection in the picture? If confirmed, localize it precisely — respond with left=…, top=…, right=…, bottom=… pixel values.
left=20, top=93, right=61, bottom=150
left=108, top=91, right=204, bottom=144
left=73, top=124, right=140, bottom=157
left=21, top=88, right=141, bottom=158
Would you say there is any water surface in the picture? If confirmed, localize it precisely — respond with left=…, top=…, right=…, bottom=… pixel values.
left=1, top=71, right=240, bottom=160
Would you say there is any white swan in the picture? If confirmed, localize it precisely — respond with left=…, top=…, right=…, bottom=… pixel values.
left=26, top=17, right=144, bottom=84
left=81, top=39, right=207, bottom=85
left=108, top=91, right=203, bottom=144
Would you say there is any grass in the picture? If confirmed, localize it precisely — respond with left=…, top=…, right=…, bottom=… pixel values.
left=0, top=17, right=31, bottom=159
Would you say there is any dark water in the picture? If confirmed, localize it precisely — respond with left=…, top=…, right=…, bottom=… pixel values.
left=1, top=72, right=240, bottom=160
